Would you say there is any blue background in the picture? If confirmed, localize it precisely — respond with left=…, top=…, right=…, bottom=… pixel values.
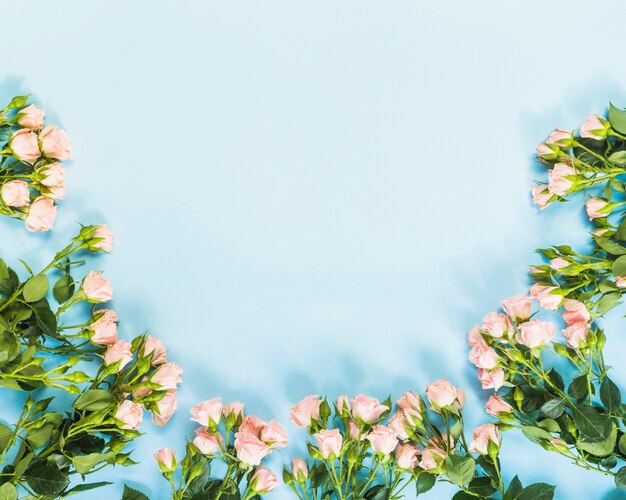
left=1, top=1, right=626, bottom=498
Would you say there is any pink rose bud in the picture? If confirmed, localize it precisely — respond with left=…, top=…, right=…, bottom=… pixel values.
left=154, top=447, right=177, bottom=473
left=250, top=466, right=279, bottom=494
left=516, top=320, right=556, bottom=348
left=17, top=104, right=45, bottom=130
left=531, top=184, right=552, bottom=210
left=585, top=197, right=610, bottom=220
left=397, top=391, right=423, bottom=413
left=152, top=390, right=178, bottom=427
left=291, top=458, right=309, bottom=481
left=190, top=398, right=223, bottom=427
left=468, top=342, right=499, bottom=369
left=290, top=395, right=322, bottom=428
left=234, top=432, right=271, bottom=465
left=395, top=443, right=420, bottom=470
left=425, top=379, right=465, bottom=410
left=529, top=284, right=563, bottom=311
left=41, top=184, right=66, bottom=201
left=418, top=446, right=446, bottom=470
left=536, top=142, right=559, bottom=160
left=481, top=312, right=512, bottom=339
left=151, top=362, right=183, bottom=391
left=81, top=271, right=113, bottom=303
left=388, top=412, right=410, bottom=440
left=10, top=129, right=40, bottom=164
left=469, top=423, right=499, bottom=455
left=616, top=275, right=626, bottom=288
left=239, top=415, right=267, bottom=436
left=336, top=395, right=351, bottom=416
left=314, top=428, right=343, bottom=459
left=39, top=162, right=65, bottom=187
left=580, top=114, right=609, bottom=140
left=90, top=308, right=118, bottom=345
left=562, top=322, right=589, bottom=350
left=260, top=419, right=289, bottom=447
left=40, top=125, right=72, bottom=160
left=25, top=196, right=56, bottom=232
left=90, top=224, right=115, bottom=252
left=477, top=368, right=505, bottom=391
left=143, top=336, right=167, bottom=365
left=467, top=325, right=486, bottom=347
left=501, top=294, right=533, bottom=321
left=351, top=394, right=389, bottom=424
left=193, top=427, right=223, bottom=455
left=104, top=339, right=133, bottom=371
left=485, top=395, right=513, bottom=417
left=366, top=425, right=398, bottom=455
left=550, top=257, right=570, bottom=270
left=547, top=163, right=576, bottom=196
left=115, top=399, right=143, bottom=429
left=224, top=401, right=245, bottom=418
left=347, top=419, right=362, bottom=441
left=562, top=299, right=590, bottom=325
left=546, top=128, right=573, bottom=149
left=1, top=180, right=30, bottom=207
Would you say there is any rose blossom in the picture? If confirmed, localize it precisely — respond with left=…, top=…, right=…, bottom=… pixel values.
left=395, top=443, right=420, bottom=470
left=485, top=395, right=513, bottom=416
left=90, top=308, right=118, bottom=345
left=530, top=284, right=562, bottom=311
left=469, top=423, right=500, bottom=454
left=585, top=197, right=610, bottom=220
left=397, top=391, right=423, bottom=412
left=10, top=129, right=40, bottom=164
left=234, top=432, right=271, bottom=465
left=290, top=395, right=321, bottom=428
left=347, top=419, right=362, bottom=441
left=151, top=362, right=183, bottom=390
left=143, top=336, right=167, bottom=365
left=193, top=427, right=223, bottom=455
left=467, top=325, right=486, bottom=347
left=616, top=275, right=626, bottom=288
left=81, top=271, right=113, bottom=302
left=468, top=342, right=499, bottom=369
left=426, top=379, right=465, bottom=410
left=351, top=394, right=388, bottom=423
left=562, top=299, right=590, bottom=325
left=25, top=196, right=56, bottom=232
left=91, top=224, right=115, bottom=252
left=40, top=125, right=72, bottom=160
left=501, top=294, right=532, bottom=321
left=315, top=428, right=343, bottom=458
left=291, top=458, right=309, bottom=481
left=1, top=180, right=30, bottom=207
left=546, top=128, right=573, bottom=149
left=550, top=257, right=570, bottom=270
left=548, top=163, right=576, bottom=196
left=580, top=114, right=608, bottom=140
left=478, top=368, right=505, bottom=391
left=481, top=312, right=511, bottom=339
left=516, top=320, right=555, bottom=348
left=260, top=419, right=289, bottom=447
left=250, top=467, right=279, bottom=494
left=104, top=340, right=133, bottom=371
left=531, top=184, right=552, bottom=210
left=419, top=445, right=445, bottom=470
left=39, top=162, right=65, bottom=187
left=239, top=415, right=266, bottom=436
left=224, top=401, right=245, bottom=418
left=190, top=398, right=223, bottom=427
left=388, top=412, right=409, bottom=440
left=536, top=142, right=558, bottom=159
left=152, top=390, right=178, bottom=427
left=562, top=322, right=589, bottom=350
left=154, top=448, right=176, bottom=472
left=17, top=104, right=45, bottom=130
left=366, top=425, right=398, bottom=455
left=115, top=399, right=143, bottom=429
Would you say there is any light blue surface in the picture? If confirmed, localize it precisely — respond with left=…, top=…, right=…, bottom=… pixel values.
left=2, top=1, right=626, bottom=498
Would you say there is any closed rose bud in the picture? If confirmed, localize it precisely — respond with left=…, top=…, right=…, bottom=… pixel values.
left=104, top=340, right=133, bottom=371
left=152, top=390, right=178, bottom=427
left=17, top=104, right=45, bottom=130
left=115, top=399, right=143, bottom=429
left=315, top=428, right=343, bottom=459
left=536, top=142, right=559, bottom=160
left=81, top=271, right=113, bottom=303
left=234, top=431, right=271, bottom=465
left=154, top=448, right=176, bottom=472
left=10, top=129, right=40, bottom=164
left=89, top=308, right=118, bottom=345
left=531, top=184, right=552, bottom=210
left=250, top=467, right=279, bottom=494
left=477, top=368, right=505, bottom=391
left=418, top=445, right=446, bottom=470
left=336, top=395, right=351, bottom=416
left=351, top=394, right=388, bottom=423
left=40, top=125, right=72, bottom=160
left=516, top=320, right=556, bottom=348
left=89, top=224, right=114, bottom=252
left=291, top=458, right=309, bottom=481
left=190, top=398, right=223, bottom=427
left=469, top=423, right=499, bottom=455
left=585, top=197, right=610, bottom=220
left=546, top=128, right=573, bottom=149
left=485, top=395, right=513, bottom=417
left=467, top=325, right=486, bottom=347
left=395, top=443, right=419, bottom=470
left=550, top=257, right=570, bottom=270
left=193, top=427, right=223, bottom=455
left=425, top=379, right=465, bottom=410
left=366, top=425, right=398, bottom=455
left=580, top=114, right=609, bottom=140
left=501, top=294, right=532, bottom=321
left=1, top=180, right=30, bottom=207
left=290, top=395, right=321, bottom=428
left=548, top=163, right=576, bottom=196
left=143, top=336, right=167, bottom=365
left=347, top=419, right=362, bottom=441
left=25, top=196, right=56, bottom=232
left=39, top=162, right=65, bottom=187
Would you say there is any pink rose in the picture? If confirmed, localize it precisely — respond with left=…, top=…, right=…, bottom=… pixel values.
left=550, top=257, right=570, bottom=270
left=143, top=336, right=167, bottom=365
left=91, top=224, right=115, bottom=252
left=17, top=104, right=45, bottom=130
left=1, top=180, right=30, bottom=207
left=40, top=125, right=72, bottom=160
left=501, top=294, right=532, bottom=321
left=115, top=399, right=143, bottom=429
left=25, top=196, right=56, bottom=232
left=516, top=320, right=555, bottom=348
left=234, top=432, right=271, bottom=465
left=536, top=142, right=559, bottom=160
left=481, top=312, right=511, bottom=339
left=562, top=322, right=589, bottom=350
left=240, top=415, right=266, bottom=436
left=351, top=394, right=388, bottom=423
left=485, top=395, right=513, bottom=417
left=616, top=275, right=626, bottom=288
left=152, top=390, right=178, bottom=427
left=290, top=395, right=321, bottom=428
left=395, top=443, right=419, bottom=470
left=530, top=284, right=562, bottom=311
left=469, top=423, right=499, bottom=455
left=193, top=427, right=223, bottom=455
left=260, top=419, right=289, bottom=447
left=336, top=395, right=351, bottom=416
left=315, top=428, right=343, bottom=458
left=81, top=271, right=113, bottom=303
left=585, top=197, right=610, bottom=220
left=10, top=129, right=40, bottom=164
left=468, top=342, right=499, bottom=369
left=366, top=425, right=398, bottom=455
left=190, top=398, right=223, bottom=427
left=418, top=445, right=445, bottom=470
left=478, top=368, right=505, bottom=391
left=90, top=308, right=118, bottom=345
left=467, top=325, right=486, bottom=347
left=41, top=184, right=66, bottom=201
left=154, top=448, right=176, bottom=472
left=531, top=184, right=552, bottom=210
left=250, top=466, right=279, bottom=494
left=425, top=379, right=465, bottom=410
left=224, top=401, right=245, bottom=418
left=548, top=163, right=576, bottom=196
left=580, top=114, right=608, bottom=140
left=291, top=458, right=309, bottom=481
left=562, top=299, right=590, bottom=325
left=546, top=128, right=573, bottom=149
left=39, top=162, right=65, bottom=187
left=397, top=391, right=423, bottom=412
left=347, top=419, right=362, bottom=441
left=104, top=340, right=133, bottom=371
left=388, top=412, right=410, bottom=440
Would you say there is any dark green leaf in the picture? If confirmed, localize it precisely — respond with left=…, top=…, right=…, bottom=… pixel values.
left=568, top=376, right=591, bottom=400
left=541, top=398, right=566, bottom=419
left=22, top=275, right=48, bottom=302
left=576, top=428, right=617, bottom=457
left=73, top=390, right=115, bottom=412
left=25, top=462, right=70, bottom=496
left=595, top=237, right=626, bottom=256
left=53, top=275, right=75, bottom=304
left=616, top=467, right=626, bottom=488
left=571, top=405, right=612, bottom=443
left=518, top=483, right=555, bottom=500
left=444, top=455, right=476, bottom=488
left=61, top=481, right=112, bottom=497
left=600, top=377, right=622, bottom=411
left=30, top=299, right=57, bottom=336
left=364, top=485, right=390, bottom=500
left=505, top=475, right=523, bottom=499
left=121, top=484, right=150, bottom=500
left=415, top=472, right=436, bottom=495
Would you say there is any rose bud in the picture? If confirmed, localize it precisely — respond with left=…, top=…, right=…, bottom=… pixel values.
left=1, top=180, right=30, bottom=207
left=477, top=368, right=505, bottom=391
left=485, top=395, right=513, bottom=417
left=546, top=128, right=573, bottom=149
left=366, top=425, right=398, bottom=455
left=585, top=197, right=610, bottom=220
left=234, top=431, right=271, bottom=465
left=115, top=399, right=143, bottom=429
left=315, top=429, right=343, bottom=459
left=500, top=293, right=532, bottom=321
left=89, top=308, right=118, bottom=345
left=425, top=379, right=465, bottom=411
left=291, top=458, right=309, bottom=481
left=81, top=271, right=113, bottom=303
left=17, top=104, right=45, bottom=130
left=10, top=129, right=40, bottom=164
left=351, top=394, right=388, bottom=424
left=290, top=395, right=322, bottom=428
left=536, top=142, right=560, bottom=160
left=547, top=163, right=576, bottom=196
left=580, top=114, right=610, bottom=140
left=142, top=336, right=167, bottom=365
left=193, top=427, right=223, bottom=455
left=154, top=448, right=177, bottom=473
left=88, top=224, right=115, bottom=252
left=260, top=419, right=289, bottom=447
left=104, top=340, right=133, bottom=371
left=250, top=467, right=279, bottom=494
left=469, top=423, right=500, bottom=455
left=190, top=398, right=223, bottom=427
left=516, top=320, right=556, bottom=348
left=395, top=443, right=419, bottom=470
left=25, top=196, right=56, bottom=232
left=531, top=184, right=552, bottom=210
left=40, top=125, right=73, bottom=160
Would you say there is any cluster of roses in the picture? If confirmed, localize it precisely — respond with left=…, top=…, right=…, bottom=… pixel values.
left=0, top=96, right=72, bottom=231
left=153, top=399, right=287, bottom=499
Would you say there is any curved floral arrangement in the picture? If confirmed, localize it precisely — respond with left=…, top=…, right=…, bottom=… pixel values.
left=3, top=93, right=625, bottom=499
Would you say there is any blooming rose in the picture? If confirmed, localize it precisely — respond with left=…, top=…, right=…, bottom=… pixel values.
left=501, top=294, right=532, bottom=321
left=224, top=401, right=245, bottom=418
left=193, top=427, right=223, bottom=455
left=468, top=342, right=499, bottom=369
left=290, top=395, right=321, bottom=428
left=104, top=340, right=133, bottom=371
left=485, top=395, right=513, bottom=417
left=531, top=184, right=552, bottom=210
left=291, top=458, right=309, bottom=481
left=239, top=415, right=266, bottom=436
left=530, top=284, right=562, bottom=310
left=478, top=368, right=505, bottom=391
left=315, top=429, right=343, bottom=459
left=336, top=395, right=351, bottom=416
left=25, top=196, right=56, bottom=232
left=550, top=257, right=570, bottom=270
left=548, top=163, right=576, bottom=196
left=234, top=432, right=270, bottom=465
left=388, top=412, right=410, bottom=440
left=154, top=448, right=176, bottom=472
left=352, top=394, right=388, bottom=423
left=90, top=308, right=118, bottom=345
left=481, top=312, right=511, bottom=339
left=10, top=129, right=40, bottom=164
left=190, top=398, right=223, bottom=427
left=143, top=336, right=167, bottom=365
left=115, top=399, right=143, bottom=429
left=1, top=180, right=30, bottom=207
left=395, top=443, right=420, bottom=470
left=426, top=379, right=465, bottom=410
left=467, top=325, right=486, bottom=347
left=260, top=419, right=289, bottom=447
left=419, top=445, right=446, bottom=470
left=562, top=322, right=589, bottom=350
left=152, top=390, right=178, bottom=427
left=580, top=114, right=609, bottom=140
left=81, top=271, right=113, bottom=303
left=40, top=125, right=72, bottom=160
left=397, top=391, right=423, bottom=412
left=546, top=128, right=573, bottom=149
left=91, top=224, right=115, bottom=252
left=17, top=104, right=45, bottom=130
left=516, top=320, right=556, bottom=348
left=250, top=467, right=279, bottom=494
left=469, top=423, right=499, bottom=454
left=585, top=197, right=610, bottom=220
left=366, top=425, right=398, bottom=455
left=562, top=299, right=590, bottom=325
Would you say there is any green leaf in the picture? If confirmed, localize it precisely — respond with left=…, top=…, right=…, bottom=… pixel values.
left=30, top=299, right=57, bottom=336
left=576, top=428, right=617, bottom=457
left=61, top=482, right=112, bottom=497
left=518, top=483, right=555, bottom=500
left=609, top=103, right=626, bottom=134
left=0, top=259, right=8, bottom=281
left=25, top=462, right=70, bottom=496
left=609, top=151, right=626, bottom=165
left=444, top=455, right=476, bottom=488
left=613, top=255, right=626, bottom=276
left=521, top=426, right=553, bottom=444
left=71, top=451, right=115, bottom=474
left=0, top=483, right=17, bottom=500
left=0, top=331, right=21, bottom=365
left=619, top=433, right=626, bottom=455
left=541, top=398, right=566, bottom=419
left=537, top=419, right=560, bottom=433
left=616, top=467, right=626, bottom=488
left=121, top=484, right=150, bottom=500
left=53, top=274, right=75, bottom=304
left=466, top=476, right=497, bottom=496
left=7, top=95, right=29, bottom=109
left=600, top=377, right=622, bottom=411
left=415, top=472, right=436, bottom=496
left=571, top=405, right=612, bottom=443
left=23, top=275, right=49, bottom=302
left=73, top=389, right=115, bottom=412
left=505, top=475, right=523, bottom=499
left=364, top=485, right=391, bottom=500
left=568, top=376, right=591, bottom=400
left=0, top=424, right=13, bottom=452
left=596, top=292, right=622, bottom=315
left=617, top=216, right=626, bottom=242
left=595, top=237, right=626, bottom=256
